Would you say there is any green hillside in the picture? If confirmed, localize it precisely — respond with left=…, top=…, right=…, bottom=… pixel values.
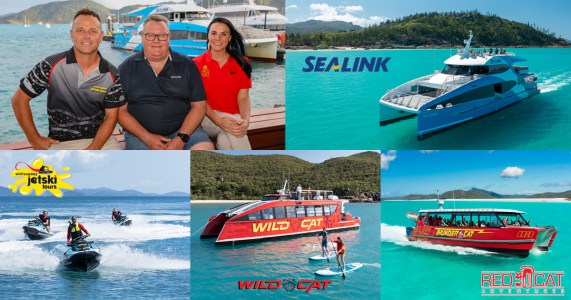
left=1, top=0, right=111, bottom=24
left=191, top=151, right=380, bottom=200
left=384, top=188, right=571, bottom=200
left=287, top=10, right=569, bottom=48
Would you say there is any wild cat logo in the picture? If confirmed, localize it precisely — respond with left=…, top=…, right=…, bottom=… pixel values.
left=481, top=265, right=565, bottom=296
left=8, top=158, right=74, bottom=198
left=302, top=56, right=391, bottom=72
left=238, top=279, right=332, bottom=293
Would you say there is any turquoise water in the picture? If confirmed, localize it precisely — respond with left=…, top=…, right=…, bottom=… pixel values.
left=0, top=196, right=190, bottom=299
left=286, top=49, right=571, bottom=149
left=0, top=24, right=284, bottom=144
left=191, top=202, right=380, bottom=299
left=381, top=200, right=571, bottom=299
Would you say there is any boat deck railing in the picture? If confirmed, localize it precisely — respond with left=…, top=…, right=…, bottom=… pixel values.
left=382, top=92, right=433, bottom=110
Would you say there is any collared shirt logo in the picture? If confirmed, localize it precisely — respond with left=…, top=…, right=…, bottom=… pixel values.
left=201, top=65, right=210, bottom=78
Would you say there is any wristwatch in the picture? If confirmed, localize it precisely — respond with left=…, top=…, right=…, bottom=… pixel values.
left=177, top=132, right=190, bottom=143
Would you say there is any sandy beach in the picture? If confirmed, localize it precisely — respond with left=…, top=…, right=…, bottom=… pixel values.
left=383, top=198, right=570, bottom=203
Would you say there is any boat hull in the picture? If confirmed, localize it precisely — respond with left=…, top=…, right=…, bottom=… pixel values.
left=60, top=249, right=102, bottom=272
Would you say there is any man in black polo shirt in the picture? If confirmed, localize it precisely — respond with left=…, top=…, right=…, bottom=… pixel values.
left=11, top=8, right=125, bottom=150
left=118, top=14, right=214, bottom=150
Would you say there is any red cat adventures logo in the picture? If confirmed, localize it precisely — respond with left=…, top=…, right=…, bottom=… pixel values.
left=481, top=266, right=564, bottom=296
left=238, top=279, right=332, bottom=293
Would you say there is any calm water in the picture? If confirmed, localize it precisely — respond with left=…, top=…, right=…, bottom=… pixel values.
left=0, top=196, right=190, bottom=299
left=381, top=200, right=571, bottom=300
left=286, top=48, right=571, bottom=149
left=0, top=24, right=284, bottom=143
left=191, top=202, right=380, bottom=299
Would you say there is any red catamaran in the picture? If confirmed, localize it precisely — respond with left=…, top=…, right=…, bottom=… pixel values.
left=406, top=207, right=557, bottom=257
left=200, top=184, right=361, bottom=245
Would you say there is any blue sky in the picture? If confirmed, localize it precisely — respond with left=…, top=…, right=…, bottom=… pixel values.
left=214, top=150, right=376, bottom=163
left=382, top=150, right=571, bottom=197
left=0, top=151, right=190, bottom=194
left=286, top=0, right=571, bottom=39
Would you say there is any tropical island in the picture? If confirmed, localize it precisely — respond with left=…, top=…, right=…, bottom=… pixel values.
left=286, top=10, right=570, bottom=49
left=190, top=151, right=380, bottom=201
left=383, top=188, right=571, bottom=201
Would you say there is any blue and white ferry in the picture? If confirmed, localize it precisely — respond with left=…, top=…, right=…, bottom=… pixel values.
left=379, top=31, right=540, bottom=139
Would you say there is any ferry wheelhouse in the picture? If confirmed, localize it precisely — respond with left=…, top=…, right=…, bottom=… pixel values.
left=379, top=31, right=540, bottom=139
left=406, top=208, right=557, bottom=257
left=201, top=197, right=360, bottom=245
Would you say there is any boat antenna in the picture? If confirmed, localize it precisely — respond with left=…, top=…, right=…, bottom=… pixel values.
left=461, top=30, right=473, bottom=59
left=436, top=189, right=444, bottom=210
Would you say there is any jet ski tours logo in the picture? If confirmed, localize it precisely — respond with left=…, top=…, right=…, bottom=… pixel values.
left=8, top=158, right=74, bottom=198
left=481, top=265, right=564, bottom=296
left=238, top=278, right=332, bottom=293
left=302, top=56, right=391, bottom=72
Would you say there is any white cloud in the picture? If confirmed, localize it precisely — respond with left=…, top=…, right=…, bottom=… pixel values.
left=381, top=150, right=397, bottom=170
left=286, top=5, right=298, bottom=10
left=36, top=151, right=72, bottom=166
left=76, top=151, right=109, bottom=169
left=34, top=151, right=108, bottom=171
left=499, top=166, right=525, bottom=178
left=309, top=3, right=387, bottom=27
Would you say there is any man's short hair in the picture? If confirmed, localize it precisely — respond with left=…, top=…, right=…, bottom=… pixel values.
left=73, top=8, right=102, bottom=24
left=142, top=14, right=170, bottom=32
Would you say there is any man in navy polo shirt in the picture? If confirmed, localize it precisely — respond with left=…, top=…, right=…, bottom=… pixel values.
left=11, top=8, right=125, bottom=150
left=118, top=14, right=214, bottom=150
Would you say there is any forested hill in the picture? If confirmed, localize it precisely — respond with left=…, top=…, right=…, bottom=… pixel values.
left=191, top=151, right=380, bottom=200
left=287, top=11, right=569, bottom=48
left=0, top=1, right=111, bottom=24
left=384, top=188, right=571, bottom=200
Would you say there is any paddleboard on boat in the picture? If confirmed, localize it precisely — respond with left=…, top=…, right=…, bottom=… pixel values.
left=315, top=263, right=363, bottom=276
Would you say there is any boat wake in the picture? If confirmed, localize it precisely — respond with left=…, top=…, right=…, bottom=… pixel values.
left=538, top=71, right=571, bottom=93
left=381, top=223, right=493, bottom=256
left=98, top=244, right=189, bottom=271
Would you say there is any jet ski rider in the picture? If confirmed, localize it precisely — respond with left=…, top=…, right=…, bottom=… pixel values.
left=112, top=208, right=125, bottom=223
left=67, top=216, right=89, bottom=245
left=38, top=210, right=51, bottom=232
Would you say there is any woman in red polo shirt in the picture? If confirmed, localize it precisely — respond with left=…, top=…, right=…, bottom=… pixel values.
left=194, top=18, right=252, bottom=149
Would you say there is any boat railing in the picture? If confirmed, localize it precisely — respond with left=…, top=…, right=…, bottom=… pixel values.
left=438, top=75, right=471, bottom=96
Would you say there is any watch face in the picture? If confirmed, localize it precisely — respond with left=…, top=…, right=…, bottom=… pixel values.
left=178, top=133, right=190, bottom=143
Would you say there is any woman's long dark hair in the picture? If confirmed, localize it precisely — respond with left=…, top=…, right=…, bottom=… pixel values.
left=207, top=17, right=252, bottom=79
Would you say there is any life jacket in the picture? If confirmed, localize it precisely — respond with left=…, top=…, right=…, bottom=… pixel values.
left=69, top=223, right=83, bottom=239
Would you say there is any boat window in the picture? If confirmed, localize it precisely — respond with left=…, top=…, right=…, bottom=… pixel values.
left=247, top=210, right=262, bottom=221
left=274, top=206, right=286, bottom=219
left=306, top=206, right=315, bottom=217
left=296, top=206, right=306, bottom=217
left=261, top=208, right=275, bottom=220
left=285, top=206, right=296, bottom=218
left=428, top=85, right=495, bottom=109
left=496, top=213, right=526, bottom=226
left=329, top=205, right=337, bottom=214
left=315, top=206, right=324, bottom=216
left=488, top=64, right=509, bottom=75
left=170, top=30, right=207, bottom=41
left=442, top=65, right=470, bottom=75
left=324, top=206, right=331, bottom=216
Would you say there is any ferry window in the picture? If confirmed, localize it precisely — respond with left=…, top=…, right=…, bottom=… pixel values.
left=285, top=206, right=296, bottom=218
left=324, top=206, right=331, bottom=216
left=248, top=210, right=262, bottom=221
left=329, top=205, right=337, bottom=214
left=315, top=206, right=324, bottom=216
left=296, top=206, right=306, bottom=217
left=442, top=65, right=470, bottom=75
left=306, top=206, right=315, bottom=217
left=274, top=206, right=286, bottom=219
left=489, top=64, right=509, bottom=75
left=261, top=208, right=274, bottom=220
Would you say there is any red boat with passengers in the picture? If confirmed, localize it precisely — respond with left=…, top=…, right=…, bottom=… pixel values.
left=200, top=184, right=360, bottom=245
left=406, top=206, right=557, bottom=257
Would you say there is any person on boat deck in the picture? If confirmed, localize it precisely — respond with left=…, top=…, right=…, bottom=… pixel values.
left=11, top=8, right=125, bottom=150
left=296, top=185, right=302, bottom=200
left=194, top=17, right=253, bottom=150
left=67, top=216, right=89, bottom=245
left=333, top=236, right=346, bottom=270
left=317, top=228, right=329, bottom=257
left=111, top=208, right=125, bottom=223
left=118, top=14, right=213, bottom=150
left=38, top=210, right=51, bottom=232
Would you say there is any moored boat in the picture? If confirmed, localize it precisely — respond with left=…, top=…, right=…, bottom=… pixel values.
left=379, top=30, right=540, bottom=139
left=405, top=207, right=557, bottom=257
left=200, top=184, right=360, bottom=245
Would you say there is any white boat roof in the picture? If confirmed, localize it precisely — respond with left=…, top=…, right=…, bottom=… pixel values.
left=444, top=53, right=526, bottom=66
left=419, top=208, right=525, bottom=214
left=153, top=4, right=211, bottom=13
left=209, top=4, right=280, bottom=12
